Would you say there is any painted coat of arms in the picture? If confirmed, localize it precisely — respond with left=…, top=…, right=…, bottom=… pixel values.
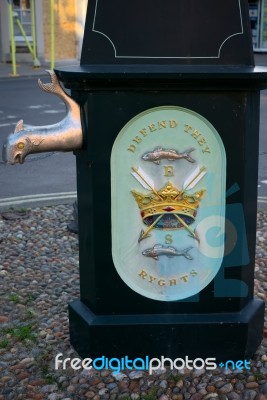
left=111, top=106, right=226, bottom=301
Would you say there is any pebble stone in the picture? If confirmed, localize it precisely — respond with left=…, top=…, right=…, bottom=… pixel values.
left=0, top=205, right=266, bottom=399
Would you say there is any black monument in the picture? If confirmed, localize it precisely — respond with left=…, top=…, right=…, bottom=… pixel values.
left=55, top=0, right=267, bottom=361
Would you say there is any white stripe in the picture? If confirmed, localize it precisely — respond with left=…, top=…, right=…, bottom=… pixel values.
left=261, top=180, right=267, bottom=184
left=0, top=194, right=76, bottom=207
left=258, top=196, right=267, bottom=205
left=258, top=200, right=267, bottom=204
left=0, top=123, right=15, bottom=128
left=0, top=192, right=76, bottom=202
left=43, top=110, right=64, bottom=114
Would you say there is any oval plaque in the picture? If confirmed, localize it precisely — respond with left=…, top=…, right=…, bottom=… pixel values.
left=111, top=106, right=226, bottom=301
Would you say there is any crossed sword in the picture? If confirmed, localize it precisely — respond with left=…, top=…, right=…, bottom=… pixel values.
left=131, top=166, right=206, bottom=243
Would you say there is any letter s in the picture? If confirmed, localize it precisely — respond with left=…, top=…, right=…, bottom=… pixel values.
left=205, top=358, right=217, bottom=370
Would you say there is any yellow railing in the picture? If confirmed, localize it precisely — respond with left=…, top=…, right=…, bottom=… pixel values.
left=50, top=0, right=55, bottom=69
left=8, top=1, right=18, bottom=76
left=7, top=0, right=56, bottom=75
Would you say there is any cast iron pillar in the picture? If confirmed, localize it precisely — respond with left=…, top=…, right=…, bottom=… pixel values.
left=55, top=0, right=267, bottom=360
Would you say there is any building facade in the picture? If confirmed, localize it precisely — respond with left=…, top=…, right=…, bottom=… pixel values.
left=249, top=0, right=267, bottom=50
left=0, top=0, right=88, bottom=63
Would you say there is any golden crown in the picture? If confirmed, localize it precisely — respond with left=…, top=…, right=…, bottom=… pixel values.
left=131, top=182, right=205, bottom=229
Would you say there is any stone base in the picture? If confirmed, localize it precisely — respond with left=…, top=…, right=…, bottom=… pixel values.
left=69, top=299, right=264, bottom=361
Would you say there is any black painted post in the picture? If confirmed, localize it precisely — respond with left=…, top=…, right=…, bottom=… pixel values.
left=56, top=0, right=267, bottom=360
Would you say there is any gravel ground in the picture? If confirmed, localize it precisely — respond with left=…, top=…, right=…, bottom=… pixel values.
left=0, top=205, right=266, bottom=400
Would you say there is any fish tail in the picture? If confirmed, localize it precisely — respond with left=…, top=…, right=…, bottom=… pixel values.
left=38, top=70, right=75, bottom=110
left=183, top=247, right=193, bottom=260
left=185, top=154, right=196, bottom=163
left=182, top=148, right=195, bottom=162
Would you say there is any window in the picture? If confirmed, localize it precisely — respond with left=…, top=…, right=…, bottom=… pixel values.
left=13, top=0, right=32, bottom=43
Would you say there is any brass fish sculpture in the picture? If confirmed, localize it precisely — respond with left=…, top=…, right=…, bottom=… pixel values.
left=142, top=147, right=195, bottom=164
left=2, top=70, right=82, bottom=165
left=142, top=244, right=193, bottom=260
